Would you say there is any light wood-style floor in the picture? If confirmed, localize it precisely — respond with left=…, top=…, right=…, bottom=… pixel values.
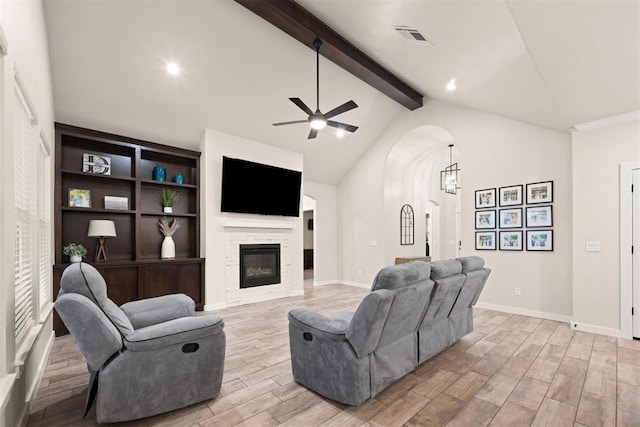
left=28, top=284, right=640, bottom=427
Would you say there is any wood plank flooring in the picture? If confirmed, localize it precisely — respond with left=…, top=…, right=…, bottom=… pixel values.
left=28, top=284, right=640, bottom=426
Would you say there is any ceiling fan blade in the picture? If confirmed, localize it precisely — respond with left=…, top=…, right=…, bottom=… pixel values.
left=289, top=98, right=314, bottom=116
left=273, top=120, right=308, bottom=126
left=307, top=129, right=318, bottom=139
left=326, top=120, right=358, bottom=133
left=324, top=100, right=358, bottom=119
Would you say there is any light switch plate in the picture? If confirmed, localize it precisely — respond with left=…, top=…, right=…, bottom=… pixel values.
left=586, top=241, right=601, bottom=252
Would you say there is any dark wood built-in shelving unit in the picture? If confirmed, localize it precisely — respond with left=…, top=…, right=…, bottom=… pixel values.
left=53, top=123, right=204, bottom=335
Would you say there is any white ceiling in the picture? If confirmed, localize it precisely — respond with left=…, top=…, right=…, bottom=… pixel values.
left=43, top=0, right=640, bottom=184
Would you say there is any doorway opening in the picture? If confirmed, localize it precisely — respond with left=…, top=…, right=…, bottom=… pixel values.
left=303, top=195, right=316, bottom=287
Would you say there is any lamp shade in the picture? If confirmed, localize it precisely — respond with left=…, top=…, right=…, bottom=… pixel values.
left=87, top=220, right=117, bottom=238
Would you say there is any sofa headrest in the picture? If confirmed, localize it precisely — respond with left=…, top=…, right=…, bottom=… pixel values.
left=371, top=261, right=431, bottom=291
left=59, top=262, right=107, bottom=304
left=430, top=259, right=463, bottom=280
left=458, top=256, right=485, bottom=273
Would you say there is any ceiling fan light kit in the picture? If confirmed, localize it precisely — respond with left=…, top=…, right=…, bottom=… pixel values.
left=273, top=37, right=358, bottom=139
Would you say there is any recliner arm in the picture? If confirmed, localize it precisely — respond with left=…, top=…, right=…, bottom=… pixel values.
left=120, top=294, right=195, bottom=329
left=288, top=308, right=349, bottom=341
left=124, top=314, right=224, bottom=351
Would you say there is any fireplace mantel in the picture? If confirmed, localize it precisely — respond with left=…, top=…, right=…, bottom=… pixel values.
left=221, top=218, right=297, bottom=229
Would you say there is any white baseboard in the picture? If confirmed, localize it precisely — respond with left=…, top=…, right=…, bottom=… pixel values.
left=475, top=302, right=572, bottom=323
left=570, top=322, right=622, bottom=338
left=312, top=280, right=339, bottom=287
left=203, top=302, right=227, bottom=311
left=338, top=280, right=371, bottom=289
left=289, top=290, right=304, bottom=297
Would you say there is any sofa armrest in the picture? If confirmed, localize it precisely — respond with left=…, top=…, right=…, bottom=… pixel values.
left=288, top=308, right=349, bottom=341
left=123, top=314, right=224, bottom=351
left=120, top=294, right=195, bottom=329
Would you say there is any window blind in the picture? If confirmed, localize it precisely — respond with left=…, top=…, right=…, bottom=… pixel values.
left=38, top=136, right=51, bottom=311
left=14, top=86, right=35, bottom=348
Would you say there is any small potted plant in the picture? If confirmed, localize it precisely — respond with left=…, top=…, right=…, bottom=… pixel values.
left=63, top=243, right=87, bottom=263
left=160, top=189, right=180, bottom=213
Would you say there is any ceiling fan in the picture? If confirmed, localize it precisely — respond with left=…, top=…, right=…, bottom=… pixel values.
left=273, top=37, right=359, bottom=139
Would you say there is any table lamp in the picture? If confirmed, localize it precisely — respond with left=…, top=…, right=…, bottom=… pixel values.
left=87, top=220, right=117, bottom=261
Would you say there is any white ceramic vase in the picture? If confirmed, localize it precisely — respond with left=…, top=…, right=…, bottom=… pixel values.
left=161, top=236, right=175, bottom=259
left=70, top=255, right=82, bottom=263
left=163, top=206, right=173, bottom=213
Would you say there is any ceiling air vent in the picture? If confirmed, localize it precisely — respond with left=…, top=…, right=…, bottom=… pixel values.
left=393, top=26, right=433, bottom=46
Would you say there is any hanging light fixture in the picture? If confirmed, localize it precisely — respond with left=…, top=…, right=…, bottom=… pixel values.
left=440, top=144, right=460, bottom=195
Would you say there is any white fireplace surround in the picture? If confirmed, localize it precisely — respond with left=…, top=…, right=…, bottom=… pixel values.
left=201, top=129, right=305, bottom=311
left=223, top=227, right=299, bottom=307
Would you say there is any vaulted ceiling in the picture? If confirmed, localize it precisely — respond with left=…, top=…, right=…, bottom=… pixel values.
left=43, top=0, right=639, bottom=184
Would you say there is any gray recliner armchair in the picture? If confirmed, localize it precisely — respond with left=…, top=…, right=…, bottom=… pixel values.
left=54, top=262, right=226, bottom=424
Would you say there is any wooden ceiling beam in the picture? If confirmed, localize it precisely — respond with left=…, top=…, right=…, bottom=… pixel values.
left=233, top=0, right=424, bottom=111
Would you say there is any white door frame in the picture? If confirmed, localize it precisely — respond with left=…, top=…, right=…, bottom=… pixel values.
left=620, top=161, right=639, bottom=339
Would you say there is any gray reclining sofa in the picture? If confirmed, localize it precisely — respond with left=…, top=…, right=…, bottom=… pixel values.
left=288, top=256, right=490, bottom=405
left=54, top=262, right=226, bottom=424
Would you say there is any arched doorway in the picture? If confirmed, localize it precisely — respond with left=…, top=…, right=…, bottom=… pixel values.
left=383, top=125, right=461, bottom=263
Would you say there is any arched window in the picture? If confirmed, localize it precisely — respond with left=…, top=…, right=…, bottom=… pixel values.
left=400, top=204, right=414, bottom=245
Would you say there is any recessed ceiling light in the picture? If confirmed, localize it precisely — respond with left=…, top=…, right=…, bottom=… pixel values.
left=336, top=128, right=345, bottom=138
left=166, top=62, right=181, bottom=76
left=446, top=78, right=457, bottom=92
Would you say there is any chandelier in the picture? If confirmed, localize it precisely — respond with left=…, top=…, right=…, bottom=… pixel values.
left=440, top=144, right=460, bottom=195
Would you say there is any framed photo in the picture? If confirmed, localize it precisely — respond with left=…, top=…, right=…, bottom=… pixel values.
left=104, top=195, right=129, bottom=210
left=526, top=181, right=553, bottom=204
left=475, top=188, right=496, bottom=209
left=499, top=230, right=523, bottom=251
left=526, top=230, right=553, bottom=251
left=475, top=231, right=496, bottom=250
left=499, top=208, right=522, bottom=228
left=526, top=205, right=553, bottom=227
left=83, top=153, right=111, bottom=175
left=475, top=210, right=496, bottom=229
left=499, top=185, right=523, bottom=206
left=68, top=188, right=91, bottom=208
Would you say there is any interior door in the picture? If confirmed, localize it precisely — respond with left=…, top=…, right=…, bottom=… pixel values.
left=633, top=169, right=639, bottom=338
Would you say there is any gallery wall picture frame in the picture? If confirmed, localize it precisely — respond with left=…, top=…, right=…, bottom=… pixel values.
left=476, top=231, right=496, bottom=250
left=475, top=210, right=496, bottom=229
left=82, top=153, right=111, bottom=175
left=499, top=230, right=523, bottom=251
left=475, top=188, right=496, bottom=209
left=499, top=208, right=523, bottom=228
left=526, top=229, right=553, bottom=251
left=526, top=205, right=553, bottom=228
left=526, top=180, right=553, bottom=204
left=499, top=185, right=523, bottom=206
left=68, top=188, right=91, bottom=208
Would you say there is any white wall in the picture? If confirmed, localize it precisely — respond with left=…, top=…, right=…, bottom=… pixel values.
left=339, top=98, right=573, bottom=319
left=572, top=119, right=640, bottom=335
left=303, top=181, right=339, bottom=285
left=200, top=129, right=304, bottom=309
left=0, top=1, right=55, bottom=426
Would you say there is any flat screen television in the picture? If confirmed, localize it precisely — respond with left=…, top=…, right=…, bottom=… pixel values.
left=221, top=156, right=302, bottom=217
